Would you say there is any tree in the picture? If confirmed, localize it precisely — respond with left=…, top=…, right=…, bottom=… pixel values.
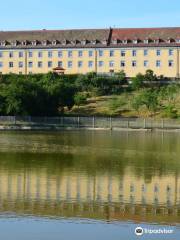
left=131, top=73, right=145, bottom=90
left=74, top=93, right=87, bottom=107
left=132, top=89, right=159, bottom=116
left=114, top=70, right=126, bottom=84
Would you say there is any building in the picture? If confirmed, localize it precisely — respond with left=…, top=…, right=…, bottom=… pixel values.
left=0, top=27, right=180, bottom=78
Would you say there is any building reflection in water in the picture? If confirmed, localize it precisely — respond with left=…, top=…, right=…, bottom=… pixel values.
left=0, top=164, right=179, bottom=224
left=0, top=130, right=179, bottom=225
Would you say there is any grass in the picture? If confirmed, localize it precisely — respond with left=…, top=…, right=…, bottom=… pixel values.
left=65, top=89, right=180, bottom=119
left=65, top=92, right=137, bottom=117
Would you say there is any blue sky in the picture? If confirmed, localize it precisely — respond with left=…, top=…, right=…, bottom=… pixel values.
left=0, top=0, right=180, bottom=30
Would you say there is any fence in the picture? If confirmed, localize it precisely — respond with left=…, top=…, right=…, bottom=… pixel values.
left=0, top=116, right=180, bottom=130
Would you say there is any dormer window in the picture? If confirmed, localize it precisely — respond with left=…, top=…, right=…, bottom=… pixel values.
left=52, top=40, right=57, bottom=46
left=0, top=41, right=6, bottom=46
left=144, top=39, right=149, bottom=44
left=32, top=40, right=37, bottom=46
left=154, top=39, right=160, bottom=44
left=62, top=39, right=67, bottom=45
left=91, top=40, right=97, bottom=45
left=112, top=39, right=118, bottom=45
left=133, top=39, right=138, bottom=44
left=21, top=40, right=27, bottom=46
left=122, top=39, right=128, bottom=44
left=81, top=39, right=87, bottom=45
left=102, top=39, right=108, bottom=45
left=42, top=40, right=48, bottom=46
left=11, top=40, right=17, bottom=46
left=167, top=38, right=174, bottom=43
left=176, top=39, right=180, bottom=43
left=71, top=40, right=78, bottom=45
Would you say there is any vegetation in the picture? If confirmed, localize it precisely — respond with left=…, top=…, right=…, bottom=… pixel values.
left=0, top=70, right=180, bottom=118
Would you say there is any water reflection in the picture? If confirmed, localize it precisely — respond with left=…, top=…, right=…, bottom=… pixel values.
left=0, top=131, right=179, bottom=225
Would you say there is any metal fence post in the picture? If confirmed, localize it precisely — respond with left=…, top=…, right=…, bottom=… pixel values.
left=77, top=116, right=80, bottom=128
left=93, top=116, right=95, bottom=128
left=110, top=116, right=112, bottom=129
left=144, top=119, right=146, bottom=129
left=127, top=119, right=129, bottom=129
left=162, top=119, right=164, bottom=129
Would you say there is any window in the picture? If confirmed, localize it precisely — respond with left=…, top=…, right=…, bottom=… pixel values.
left=28, top=51, right=33, bottom=58
left=156, top=50, right=161, bottom=56
left=48, top=61, right=52, bottom=68
left=0, top=62, right=3, bottom=68
left=78, top=51, right=83, bottom=57
left=121, top=50, right=126, bottom=57
left=58, top=61, right=63, bottom=67
left=68, top=61, right=73, bottom=68
left=9, top=62, right=13, bottom=68
left=38, top=61, right=43, bottom=68
left=88, top=61, right=93, bottom=68
left=68, top=51, right=73, bottom=58
left=28, top=62, right=33, bottom=68
left=110, top=50, right=114, bottom=57
left=58, top=51, right=63, bottom=58
left=38, top=52, right=43, bottom=58
left=78, top=61, right=83, bottom=68
left=89, top=51, right=93, bottom=57
left=9, top=52, right=13, bottom=58
left=109, top=61, right=114, bottom=67
left=19, top=52, right=23, bottom=58
left=156, top=60, right=161, bottom=67
left=132, top=61, right=137, bottom=67
left=144, top=49, right=148, bottom=56
left=98, top=61, right=104, bottom=67
left=120, top=61, right=125, bottom=67
left=168, top=60, right=174, bottom=67
left=19, top=62, right=23, bottom=68
left=169, top=49, right=173, bottom=56
left=0, top=52, right=3, bottom=58
left=99, top=50, right=103, bottom=57
left=48, top=51, right=53, bottom=58
left=132, top=50, right=137, bottom=57
left=144, top=60, right=148, bottom=67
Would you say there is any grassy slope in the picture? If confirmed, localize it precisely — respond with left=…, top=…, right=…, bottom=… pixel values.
left=66, top=90, right=180, bottom=118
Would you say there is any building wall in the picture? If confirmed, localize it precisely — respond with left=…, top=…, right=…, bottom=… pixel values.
left=0, top=47, right=180, bottom=77
left=0, top=170, right=179, bottom=206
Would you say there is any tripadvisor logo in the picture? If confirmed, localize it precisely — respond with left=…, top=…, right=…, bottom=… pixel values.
left=135, top=227, right=144, bottom=236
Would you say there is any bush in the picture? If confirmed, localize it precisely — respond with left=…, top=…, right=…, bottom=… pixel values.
left=74, top=93, right=87, bottom=107
left=131, top=73, right=144, bottom=90
left=162, top=105, right=178, bottom=119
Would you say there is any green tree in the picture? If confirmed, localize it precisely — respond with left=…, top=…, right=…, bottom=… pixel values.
left=74, top=93, right=87, bottom=107
left=131, top=73, right=145, bottom=90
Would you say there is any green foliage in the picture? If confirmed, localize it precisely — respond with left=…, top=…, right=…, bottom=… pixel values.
left=108, top=98, right=126, bottom=112
left=0, top=71, right=179, bottom=118
left=162, top=105, right=178, bottom=119
left=74, top=93, right=87, bottom=107
left=160, top=84, right=179, bottom=104
left=131, top=73, right=144, bottom=90
left=0, top=73, right=76, bottom=116
left=132, top=89, right=159, bottom=114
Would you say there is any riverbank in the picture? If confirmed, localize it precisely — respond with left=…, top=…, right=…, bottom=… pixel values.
left=0, top=116, right=180, bottom=132
left=1, top=124, right=180, bottom=132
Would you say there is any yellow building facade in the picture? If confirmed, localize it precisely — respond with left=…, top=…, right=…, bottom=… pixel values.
left=0, top=28, right=180, bottom=78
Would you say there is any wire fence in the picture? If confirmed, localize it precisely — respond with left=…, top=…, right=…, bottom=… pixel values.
left=0, top=116, right=180, bottom=130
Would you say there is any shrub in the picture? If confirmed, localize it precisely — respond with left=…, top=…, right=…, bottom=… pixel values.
left=131, top=73, right=145, bottom=90
left=74, top=93, right=87, bottom=107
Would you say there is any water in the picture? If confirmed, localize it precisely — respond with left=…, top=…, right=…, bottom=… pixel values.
left=0, top=130, right=180, bottom=240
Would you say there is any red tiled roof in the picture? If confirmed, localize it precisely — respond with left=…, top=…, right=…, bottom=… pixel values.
left=111, top=27, right=180, bottom=40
